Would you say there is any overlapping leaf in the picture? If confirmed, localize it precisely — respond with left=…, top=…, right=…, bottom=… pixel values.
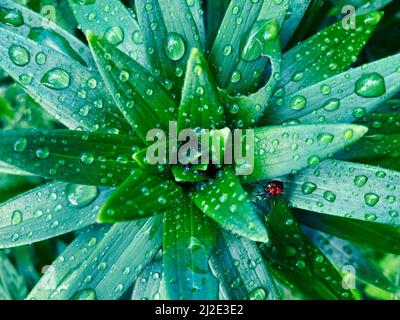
left=283, top=160, right=400, bottom=226
left=0, top=28, right=129, bottom=132
left=192, top=168, right=269, bottom=243
left=242, top=124, right=367, bottom=182
left=0, top=182, right=112, bottom=248
left=99, top=168, right=184, bottom=222
left=163, top=203, right=218, bottom=300
left=0, top=130, right=141, bottom=186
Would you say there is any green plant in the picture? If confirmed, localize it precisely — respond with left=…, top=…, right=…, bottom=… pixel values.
left=0, top=0, right=399, bottom=300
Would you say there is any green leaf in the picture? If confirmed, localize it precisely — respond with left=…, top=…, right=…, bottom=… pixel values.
left=192, top=168, right=269, bottom=243
left=280, top=0, right=312, bottom=48
left=295, top=208, right=400, bottom=255
left=0, top=181, right=112, bottom=248
left=204, top=0, right=230, bottom=50
left=32, top=216, right=163, bottom=300
left=87, top=33, right=178, bottom=142
left=98, top=168, right=185, bottom=222
left=261, top=198, right=354, bottom=300
left=67, top=0, right=148, bottom=67
left=28, top=224, right=111, bottom=300
left=210, top=229, right=280, bottom=300
left=131, top=255, right=165, bottom=300
left=0, top=251, right=27, bottom=300
left=355, top=112, right=400, bottom=135
left=0, top=130, right=141, bottom=186
left=178, top=48, right=225, bottom=131
left=172, top=165, right=208, bottom=183
left=209, top=0, right=289, bottom=95
left=0, top=0, right=94, bottom=67
left=0, top=161, right=33, bottom=176
left=267, top=53, right=400, bottom=124
left=134, top=0, right=181, bottom=97
left=282, top=159, right=400, bottom=226
left=187, top=0, right=206, bottom=49
left=0, top=28, right=130, bottom=132
left=242, top=124, right=367, bottom=182
left=305, top=227, right=397, bottom=293
left=276, top=11, right=383, bottom=99
left=163, top=203, right=218, bottom=300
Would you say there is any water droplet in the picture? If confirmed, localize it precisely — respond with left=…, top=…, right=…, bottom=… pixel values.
left=35, top=147, right=49, bottom=159
left=364, top=193, right=379, bottom=207
left=354, top=175, right=368, bottom=187
left=290, top=95, right=306, bottom=110
left=355, top=73, right=386, bottom=98
left=230, top=70, right=242, bottom=83
left=323, top=191, right=336, bottom=202
left=8, top=45, right=30, bottom=66
left=66, top=184, right=99, bottom=208
left=80, top=152, right=94, bottom=165
left=11, top=210, right=23, bottom=225
left=14, top=137, right=27, bottom=152
left=71, top=288, right=97, bottom=300
left=248, top=287, right=267, bottom=300
left=323, top=98, right=340, bottom=111
left=317, top=133, right=334, bottom=144
left=104, top=26, right=124, bottom=45
left=302, top=182, right=317, bottom=194
left=41, top=68, right=71, bottom=90
left=164, top=32, right=186, bottom=61
left=0, top=7, right=24, bottom=27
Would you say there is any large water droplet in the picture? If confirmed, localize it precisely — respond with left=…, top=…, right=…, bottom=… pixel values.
left=66, top=184, right=99, bottom=208
left=248, top=287, right=267, bottom=300
left=35, top=147, right=50, bottom=159
left=14, top=137, right=28, bottom=152
left=41, top=68, right=71, bottom=90
left=0, top=7, right=24, bottom=26
left=11, top=210, right=23, bottom=225
left=8, top=45, right=30, bottom=66
left=71, top=288, right=97, bottom=300
left=104, top=26, right=125, bottom=45
left=364, top=193, right=379, bottom=207
left=164, top=32, right=186, bottom=61
left=354, top=175, right=368, bottom=187
left=355, top=73, right=386, bottom=98
left=302, top=182, right=317, bottom=194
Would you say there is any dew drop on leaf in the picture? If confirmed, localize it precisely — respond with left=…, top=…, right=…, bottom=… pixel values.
left=248, top=287, right=267, bottom=300
left=164, top=32, right=186, bottom=61
left=35, top=147, right=50, bottom=159
left=364, top=193, right=380, bottom=207
left=8, top=44, right=30, bottom=66
left=355, top=72, right=386, bottom=98
left=104, top=26, right=125, bottom=45
left=66, top=184, right=99, bottom=208
left=0, top=7, right=24, bottom=27
left=41, top=68, right=71, bottom=90
left=11, top=210, right=23, bottom=225
left=14, top=137, right=28, bottom=152
left=302, top=182, right=317, bottom=194
left=71, top=288, right=97, bottom=300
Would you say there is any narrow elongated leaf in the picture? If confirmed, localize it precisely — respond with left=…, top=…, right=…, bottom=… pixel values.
left=0, top=251, right=27, bottom=300
left=28, top=224, right=110, bottom=300
left=210, top=230, right=280, bottom=300
left=11, top=246, right=40, bottom=288
left=0, top=130, right=141, bottom=186
left=178, top=48, right=225, bottom=131
left=67, top=0, right=148, bottom=67
left=242, top=124, right=367, bottom=182
left=163, top=203, right=218, bottom=300
left=205, top=0, right=230, bottom=50
left=209, top=0, right=289, bottom=94
left=134, top=0, right=181, bottom=97
left=88, top=33, right=178, bottom=142
left=261, top=198, right=354, bottom=300
left=268, top=53, right=400, bottom=124
left=0, top=182, right=112, bottom=248
left=283, top=159, right=400, bottom=226
left=296, top=210, right=400, bottom=255
left=131, top=255, right=165, bottom=300
left=192, top=168, right=269, bottom=243
left=280, top=0, right=312, bottom=48
left=0, top=28, right=129, bottom=132
left=98, top=168, right=185, bottom=222
left=276, top=12, right=383, bottom=98
left=0, top=161, right=33, bottom=176
left=304, top=227, right=397, bottom=293
left=0, top=0, right=94, bottom=66
left=188, top=0, right=206, bottom=48
left=37, top=216, right=162, bottom=300
left=355, top=112, right=400, bottom=135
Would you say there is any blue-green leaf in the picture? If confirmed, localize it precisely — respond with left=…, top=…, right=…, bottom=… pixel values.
left=163, top=203, right=218, bottom=300
left=0, top=182, right=112, bottom=248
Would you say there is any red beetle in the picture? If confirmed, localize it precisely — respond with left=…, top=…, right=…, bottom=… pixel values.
left=255, top=180, right=284, bottom=200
